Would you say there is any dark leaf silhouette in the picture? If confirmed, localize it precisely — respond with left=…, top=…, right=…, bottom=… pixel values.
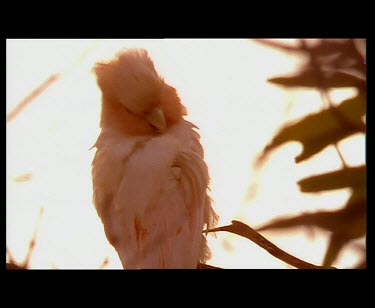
left=254, top=38, right=349, bottom=55
left=268, top=69, right=365, bottom=89
left=252, top=39, right=302, bottom=53
left=256, top=190, right=366, bottom=267
left=323, top=233, right=348, bottom=268
left=254, top=39, right=366, bottom=77
left=308, top=39, right=366, bottom=76
left=256, top=93, right=366, bottom=165
left=257, top=197, right=365, bottom=236
left=298, top=165, right=366, bottom=192
left=249, top=38, right=366, bottom=268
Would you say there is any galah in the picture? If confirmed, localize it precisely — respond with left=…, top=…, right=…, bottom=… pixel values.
left=91, top=48, right=218, bottom=269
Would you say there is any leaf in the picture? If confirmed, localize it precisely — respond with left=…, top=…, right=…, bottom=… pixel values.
left=322, top=192, right=366, bottom=267
left=257, top=210, right=343, bottom=234
left=298, top=165, right=366, bottom=193
left=307, top=39, right=365, bottom=75
left=253, top=39, right=352, bottom=57
left=257, top=197, right=365, bottom=237
left=256, top=190, right=366, bottom=267
left=264, top=39, right=366, bottom=88
left=252, top=39, right=302, bottom=53
left=268, top=69, right=365, bottom=89
left=307, top=39, right=352, bottom=57
left=338, top=92, right=366, bottom=122
left=256, top=94, right=366, bottom=165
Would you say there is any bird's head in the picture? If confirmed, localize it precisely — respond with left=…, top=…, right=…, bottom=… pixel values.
left=93, top=48, right=187, bottom=135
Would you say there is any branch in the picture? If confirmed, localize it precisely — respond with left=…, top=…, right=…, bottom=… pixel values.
left=205, top=220, right=335, bottom=269
left=6, top=208, right=44, bottom=270
left=6, top=262, right=27, bottom=270
left=197, top=262, right=222, bottom=269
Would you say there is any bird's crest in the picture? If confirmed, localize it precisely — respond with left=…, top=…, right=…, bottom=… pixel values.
left=93, top=48, right=164, bottom=113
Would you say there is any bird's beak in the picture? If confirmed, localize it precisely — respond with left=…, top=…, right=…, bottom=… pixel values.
left=145, top=106, right=167, bottom=133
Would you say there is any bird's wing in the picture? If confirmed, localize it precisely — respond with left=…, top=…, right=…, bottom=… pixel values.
left=91, top=132, right=149, bottom=247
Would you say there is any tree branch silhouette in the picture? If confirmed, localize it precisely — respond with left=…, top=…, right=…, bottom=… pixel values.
left=205, top=220, right=334, bottom=269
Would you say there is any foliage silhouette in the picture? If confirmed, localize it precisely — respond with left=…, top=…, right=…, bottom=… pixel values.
left=208, top=39, right=366, bottom=269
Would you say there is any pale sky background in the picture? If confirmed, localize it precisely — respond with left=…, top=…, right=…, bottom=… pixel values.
left=6, top=39, right=365, bottom=269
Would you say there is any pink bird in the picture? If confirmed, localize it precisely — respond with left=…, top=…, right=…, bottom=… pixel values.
left=91, top=48, right=218, bottom=269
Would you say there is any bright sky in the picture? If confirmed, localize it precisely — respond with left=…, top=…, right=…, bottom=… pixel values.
left=6, top=39, right=365, bottom=269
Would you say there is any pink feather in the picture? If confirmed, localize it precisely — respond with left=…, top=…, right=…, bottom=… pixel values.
left=91, top=48, right=218, bottom=269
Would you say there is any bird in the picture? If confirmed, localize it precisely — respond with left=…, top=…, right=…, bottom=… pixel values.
left=91, top=48, right=218, bottom=269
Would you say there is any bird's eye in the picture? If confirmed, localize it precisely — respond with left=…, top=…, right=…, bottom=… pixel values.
left=122, top=104, right=149, bottom=120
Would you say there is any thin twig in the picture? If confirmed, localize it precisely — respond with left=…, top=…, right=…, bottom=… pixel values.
left=299, top=39, right=349, bottom=169
left=205, top=220, right=335, bottom=269
left=6, top=208, right=44, bottom=270
left=6, top=73, right=61, bottom=123
left=6, top=249, right=27, bottom=270
left=7, top=40, right=99, bottom=123
left=99, top=257, right=110, bottom=269
left=6, top=247, right=16, bottom=264
left=23, top=207, right=44, bottom=268
left=319, top=90, right=349, bottom=168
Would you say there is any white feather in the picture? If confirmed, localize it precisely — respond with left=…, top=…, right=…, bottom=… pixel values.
left=92, top=120, right=215, bottom=268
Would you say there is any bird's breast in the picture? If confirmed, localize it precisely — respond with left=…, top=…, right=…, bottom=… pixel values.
left=92, top=120, right=209, bottom=268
